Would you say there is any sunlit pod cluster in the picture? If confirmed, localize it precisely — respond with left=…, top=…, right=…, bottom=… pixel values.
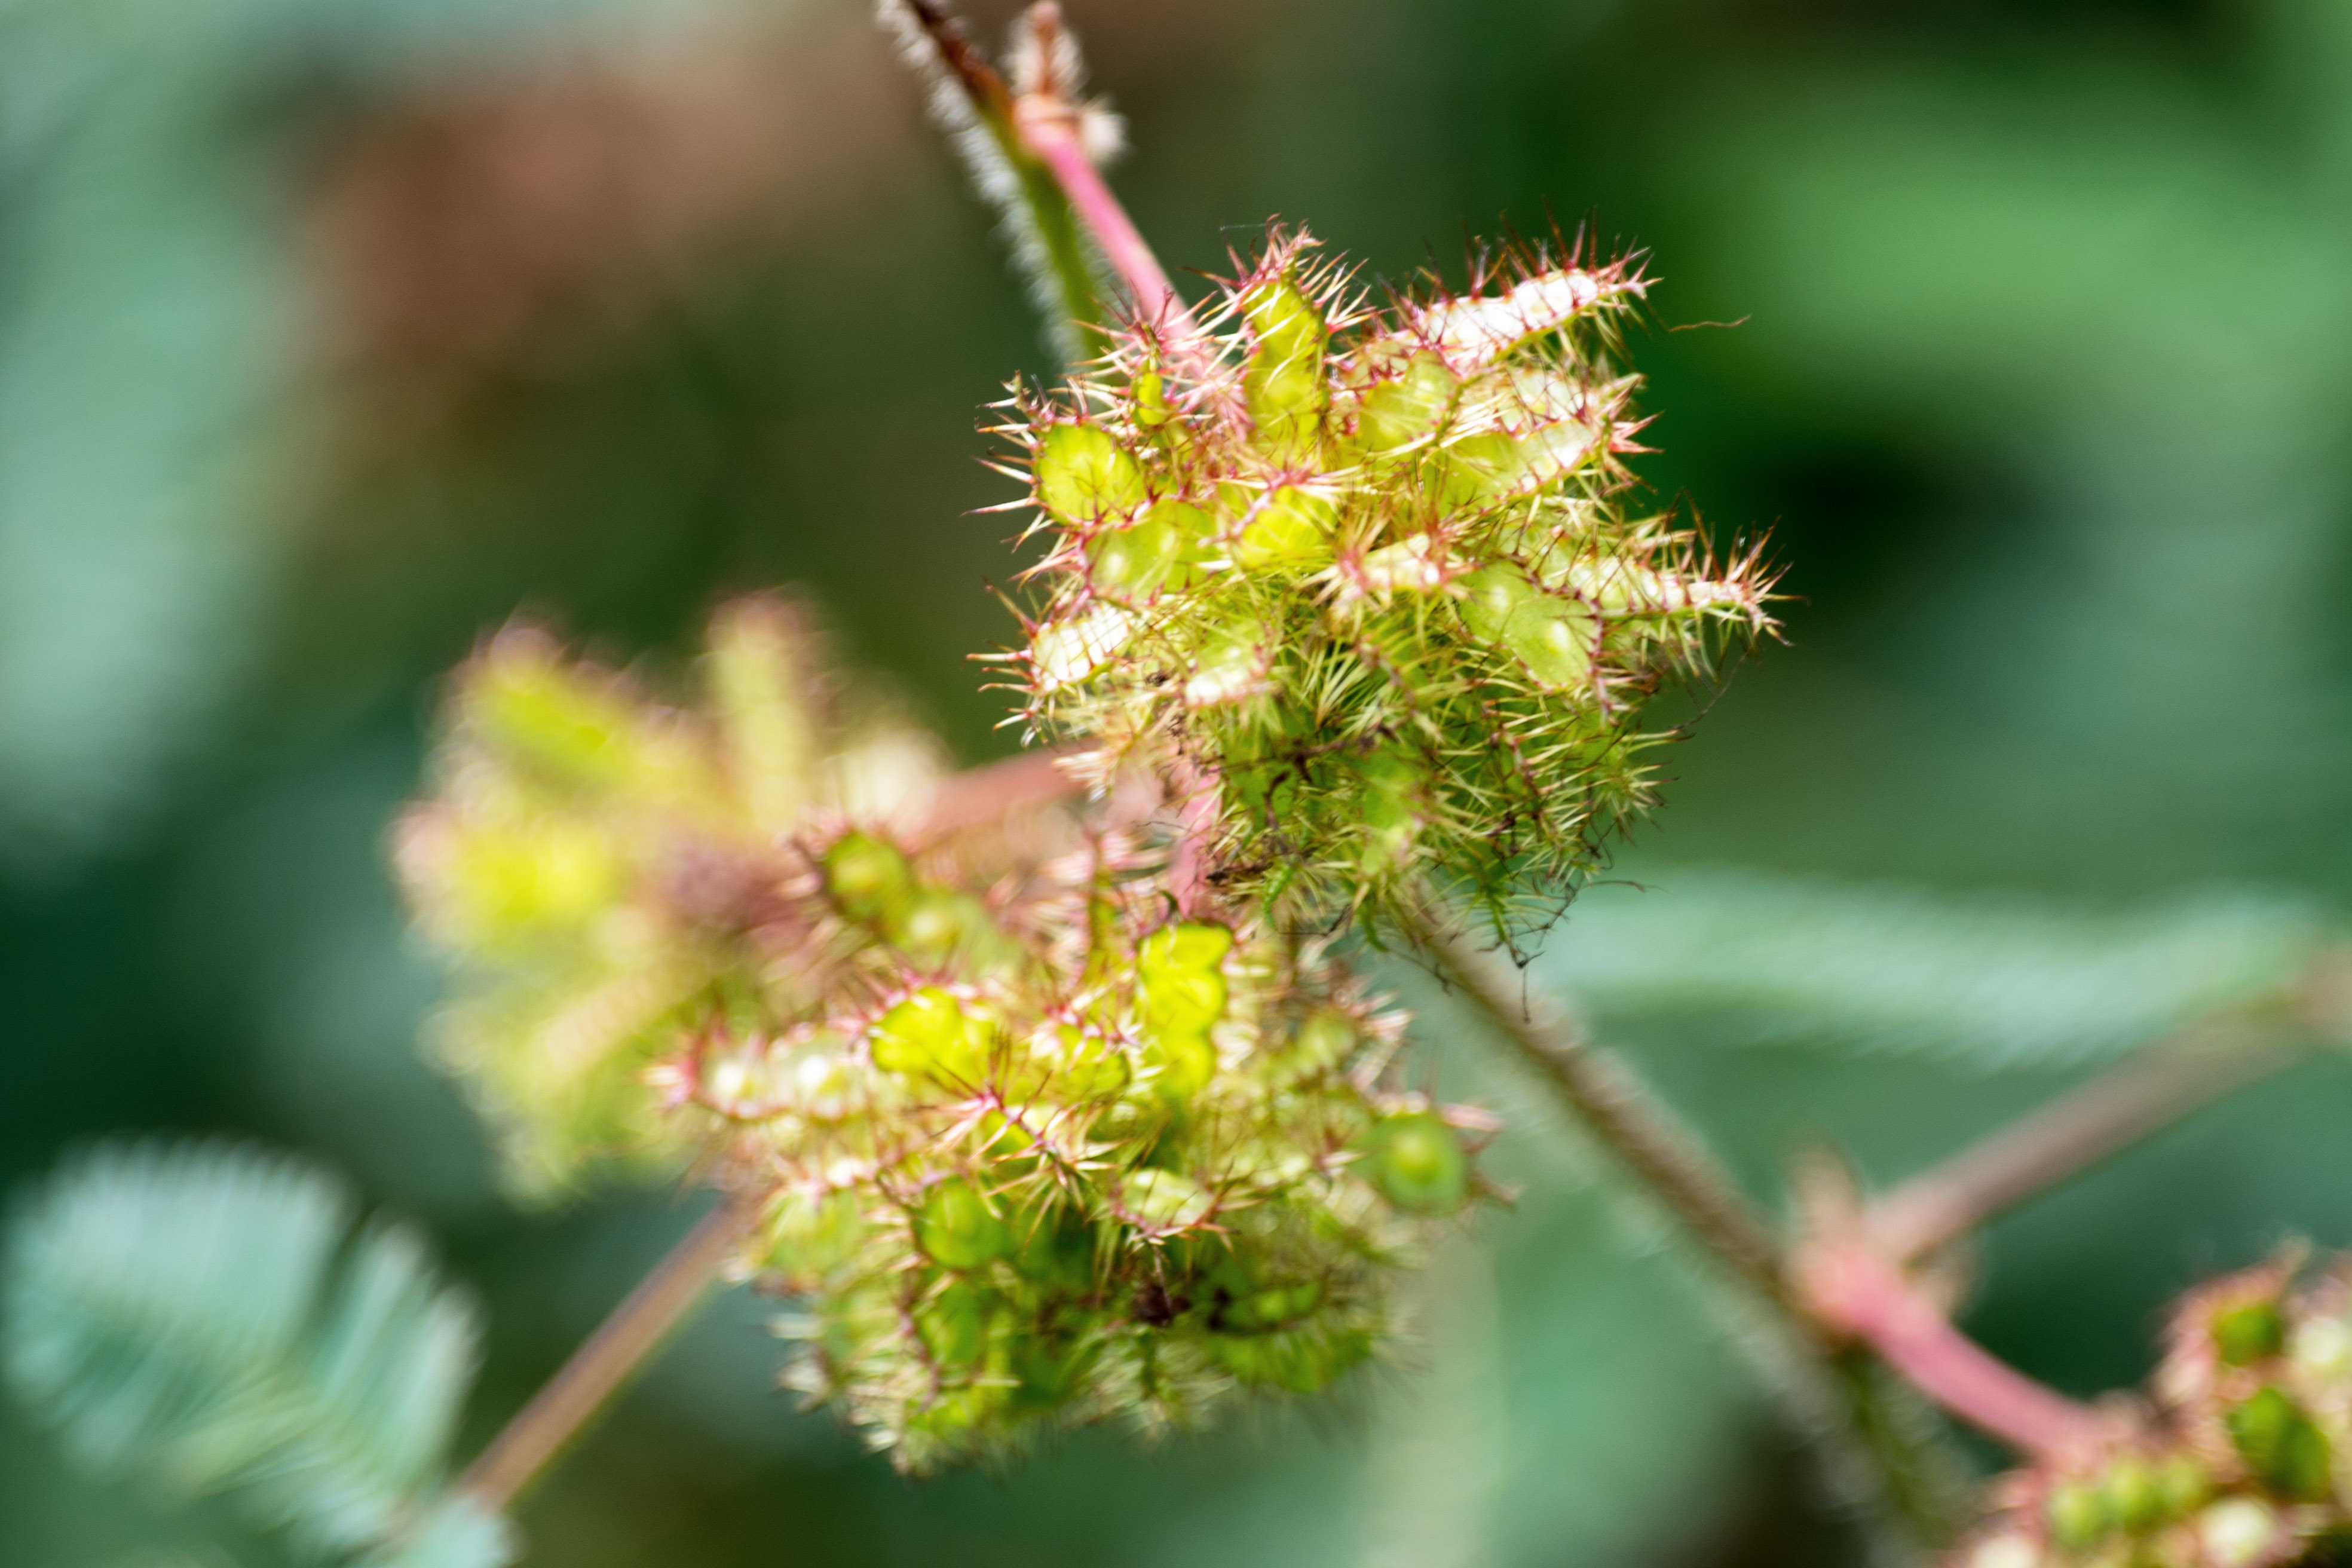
left=395, top=599, right=1489, bottom=1467
left=1002, top=229, right=1774, bottom=930
left=1959, top=1254, right=2352, bottom=1568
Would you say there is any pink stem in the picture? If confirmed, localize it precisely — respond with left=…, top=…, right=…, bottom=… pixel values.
left=1010, top=95, right=1214, bottom=370
left=1795, top=1238, right=2106, bottom=1458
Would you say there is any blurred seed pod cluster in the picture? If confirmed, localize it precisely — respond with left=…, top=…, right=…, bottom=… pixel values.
left=395, top=594, right=1487, bottom=1468
left=1959, top=1254, right=2352, bottom=1568
left=1003, top=229, right=1773, bottom=932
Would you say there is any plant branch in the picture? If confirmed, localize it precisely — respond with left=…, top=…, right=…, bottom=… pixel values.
left=457, top=1192, right=760, bottom=1514
left=1794, top=1236, right=2105, bottom=1458
left=1405, top=899, right=1788, bottom=1305
left=1864, top=1026, right=2308, bottom=1264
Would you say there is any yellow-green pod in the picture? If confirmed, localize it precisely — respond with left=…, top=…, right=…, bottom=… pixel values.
left=822, top=831, right=915, bottom=924
left=1242, top=276, right=1327, bottom=458
left=1034, top=422, right=1149, bottom=522
left=1362, top=1111, right=1469, bottom=1215
left=1232, top=485, right=1337, bottom=571
left=868, top=987, right=987, bottom=1088
left=1085, top=500, right=1211, bottom=604
left=913, top=1177, right=1012, bottom=1272
left=1353, top=352, right=1458, bottom=453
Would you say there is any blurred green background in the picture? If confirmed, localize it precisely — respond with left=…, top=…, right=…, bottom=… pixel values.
left=7, top=0, right=2352, bottom=1563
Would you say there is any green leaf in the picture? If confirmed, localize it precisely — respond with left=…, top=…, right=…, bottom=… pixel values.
left=4, top=1140, right=507, bottom=1563
left=1539, top=866, right=2335, bottom=1068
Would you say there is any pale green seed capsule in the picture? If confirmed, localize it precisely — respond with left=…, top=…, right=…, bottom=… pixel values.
left=1353, top=352, right=1458, bottom=453
left=1454, top=564, right=1597, bottom=690
left=869, top=988, right=987, bottom=1088
left=1139, top=921, right=1236, bottom=976
left=2226, top=1385, right=2333, bottom=1502
left=823, top=831, right=915, bottom=924
left=1242, top=276, right=1327, bottom=458
left=2045, top=1481, right=2110, bottom=1551
left=1035, top=423, right=1149, bottom=522
left=2212, top=1299, right=2286, bottom=1365
left=2102, top=1456, right=2164, bottom=1535
left=1364, top=1112, right=1469, bottom=1215
left=916, top=1277, right=991, bottom=1367
left=1232, top=485, right=1337, bottom=571
left=914, top=1178, right=1011, bottom=1271
left=1085, top=501, right=1211, bottom=604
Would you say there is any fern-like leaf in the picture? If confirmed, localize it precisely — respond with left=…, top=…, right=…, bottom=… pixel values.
left=1541, top=866, right=2338, bottom=1068
left=4, top=1140, right=507, bottom=1564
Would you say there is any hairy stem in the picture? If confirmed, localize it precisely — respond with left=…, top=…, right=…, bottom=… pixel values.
left=1406, top=903, right=1787, bottom=1302
left=457, top=1192, right=759, bottom=1513
left=1795, top=1238, right=2105, bottom=1457
left=1405, top=899, right=1977, bottom=1551
left=1865, top=1026, right=2307, bottom=1263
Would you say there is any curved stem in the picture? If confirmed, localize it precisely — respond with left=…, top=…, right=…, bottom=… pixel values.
left=1405, top=901, right=1787, bottom=1304
left=457, top=1193, right=759, bottom=1514
left=1794, top=1238, right=2105, bottom=1458
left=1865, top=1026, right=2307, bottom=1263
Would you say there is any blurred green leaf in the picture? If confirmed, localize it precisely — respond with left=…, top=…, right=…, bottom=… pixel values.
left=4, top=1140, right=505, bottom=1564
left=1542, top=866, right=2336, bottom=1068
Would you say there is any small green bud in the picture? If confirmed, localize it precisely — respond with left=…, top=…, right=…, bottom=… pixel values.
left=869, top=988, right=987, bottom=1088
left=2045, top=1480, right=2110, bottom=1551
left=1209, top=1324, right=1369, bottom=1394
left=1085, top=502, right=1209, bottom=603
left=1138, top=923, right=1234, bottom=972
left=2212, top=1299, right=2286, bottom=1366
left=1363, top=1111, right=1469, bottom=1215
left=914, top=1178, right=1012, bottom=1272
left=916, top=1277, right=992, bottom=1367
left=1353, top=352, right=1457, bottom=453
left=1232, top=485, right=1337, bottom=571
left=823, top=831, right=915, bottom=924
left=1242, top=275, right=1328, bottom=457
left=2155, top=1455, right=2212, bottom=1519
left=2226, top=1385, right=2334, bottom=1502
left=1454, top=564, right=1596, bottom=691
left=2101, top=1456, right=2164, bottom=1535
left=1036, top=423, right=1148, bottom=522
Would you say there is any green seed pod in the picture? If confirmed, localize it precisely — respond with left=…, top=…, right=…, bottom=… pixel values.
left=1242, top=274, right=1327, bottom=457
left=916, top=1277, right=993, bottom=1367
left=2213, top=1299, right=2287, bottom=1366
left=1036, top=422, right=1149, bottom=522
left=1232, top=485, right=1337, bottom=572
left=2225, top=1385, right=2334, bottom=1502
left=869, top=988, right=988, bottom=1088
left=914, top=1178, right=1012, bottom=1272
left=1209, top=1323, right=1370, bottom=1394
left=2102, top=1456, right=2165, bottom=1535
left=823, top=831, right=916, bottom=924
left=2045, top=1481, right=2111, bottom=1552
left=1362, top=1111, right=1469, bottom=1215
left=2155, top=1456, right=2212, bottom=1520
left=1085, top=502, right=1208, bottom=604
left=1455, top=564, right=1597, bottom=691
left=1352, top=352, right=1458, bottom=454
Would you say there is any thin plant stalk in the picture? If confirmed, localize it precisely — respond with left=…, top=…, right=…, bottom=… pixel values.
left=457, top=1192, right=759, bottom=1512
left=1865, top=1025, right=2309, bottom=1263
left=1400, top=895, right=1962, bottom=1550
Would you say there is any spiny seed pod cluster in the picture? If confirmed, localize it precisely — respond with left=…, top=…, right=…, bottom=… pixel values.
left=698, top=828, right=1487, bottom=1472
left=394, top=599, right=933, bottom=1195
left=1003, top=229, right=1773, bottom=931
left=1958, top=1253, right=2352, bottom=1568
left=395, top=598, right=1489, bottom=1468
